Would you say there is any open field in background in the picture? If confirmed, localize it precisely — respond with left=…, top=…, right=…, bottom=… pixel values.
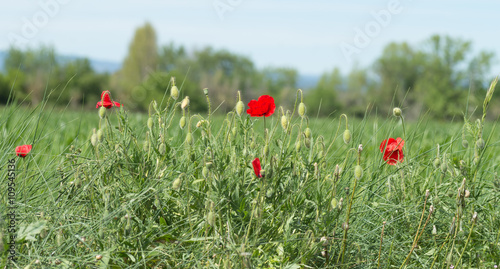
left=1, top=84, right=500, bottom=268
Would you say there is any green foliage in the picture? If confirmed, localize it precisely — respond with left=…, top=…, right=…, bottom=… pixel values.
left=1, top=79, right=498, bottom=267
left=305, top=68, right=342, bottom=117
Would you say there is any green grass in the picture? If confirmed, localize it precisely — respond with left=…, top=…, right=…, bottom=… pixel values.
left=1, top=86, right=500, bottom=268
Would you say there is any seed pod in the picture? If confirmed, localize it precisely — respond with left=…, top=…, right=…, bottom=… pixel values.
left=354, top=165, right=363, bottom=180
left=235, top=101, right=245, bottom=116
left=343, top=129, right=351, bottom=144
left=159, top=143, right=166, bottom=155
left=281, top=115, right=288, bottom=130
left=393, top=107, right=402, bottom=117
left=207, top=211, right=216, bottom=226
left=298, top=102, right=306, bottom=118
left=170, top=85, right=179, bottom=100
left=147, top=117, right=153, bottom=130
left=476, top=138, right=485, bottom=150
left=98, top=106, right=106, bottom=119
left=304, top=128, right=312, bottom=138
left=181, top=96, right=190, bottom=110
left=172, top=177, right=181, bottom=190
left=179, top=116, right=186, bottom=129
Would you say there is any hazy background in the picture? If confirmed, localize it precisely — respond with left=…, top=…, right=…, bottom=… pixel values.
left=1, top=0, right=499, bottom=118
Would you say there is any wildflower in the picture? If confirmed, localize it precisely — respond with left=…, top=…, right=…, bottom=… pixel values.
left=252, top=158, right=262, bottom=178
left=16, top=144, right=32, bottom=158
left=96, top=90, right=122, bottom=109
left=379, top=137, right=404, bottom=165
left=247, top=95, right=275, bottom=117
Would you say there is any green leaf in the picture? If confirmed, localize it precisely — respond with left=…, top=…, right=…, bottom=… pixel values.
left=16, top=221, right=47, bottom=242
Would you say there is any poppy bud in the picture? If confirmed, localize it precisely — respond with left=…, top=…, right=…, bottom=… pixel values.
left=147, top=117, right=153, bottom=130
left=343, top=129, right=351, bottom=144
left=331, top=198, right=338, bottom=209
left=472, top=212, right=478, bottom=222
left=186, top=133, right=193, bottom=145
left=393, top=107, right=402, bottom=117
left=462, top=140, right=468, bottom=148
left=91, top=134, right=97, bottom=147
left=159, top=143, right=166, bottom=155
left=170, top=85, right=179, bottom=100
left=172, top=177, right=181, bottom=190
left=298, top=102, right=306, bottom=118
left=98, top=106, right=106, bottom=119
left=304, top=128, right=312, bottom=139
left=96, top=255, right=103, bottom=261
left=181, top=96, right=190, bottom=110
left=440, top=162, right=447, bottom=174
left=281, top=115, right=288, bottom=130
left=464, top=190, right=470, bottom=198
left=235, top=101, right=245, bottom=116
left=476, top=138, right=485, bottom=150
left=207, top=211, right=216, bottom=226
left=250, top=141, right=256, bottom=149
left=338, top=198, right=343, bottom=210
left=358, top=144, right=363, bottom=153
left=179, top=116, right=186, bottom=129
left=295, top=140, right=301, bottom=152
left=97, top=129, right=103, bottom=142
left=203, top=88, right=209, bottom=95
left=433, top=158, right=441, bottom=168
left=354, top=165, right=363, bottom=180
left=91, top=129, right=97, bottom=146
left=304, top=137, right=311, bottom=148
left=202, top=166, right=209, bottom=178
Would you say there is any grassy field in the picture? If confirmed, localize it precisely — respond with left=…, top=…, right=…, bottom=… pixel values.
left=1, top=84, right=500, bottom=268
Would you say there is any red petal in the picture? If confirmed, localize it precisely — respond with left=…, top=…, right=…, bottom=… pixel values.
left=16, top=144, right=32, bottom=158
left=252, top=158, right=262, bottom=178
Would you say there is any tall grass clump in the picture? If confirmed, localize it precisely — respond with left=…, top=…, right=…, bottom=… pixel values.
left=1, top=77, right=499, bottom=268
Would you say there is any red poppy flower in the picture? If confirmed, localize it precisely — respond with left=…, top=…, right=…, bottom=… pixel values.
left=96, top=91, right=122, bottom=109
left=247, top=95, right=275, bottom=117
left=379, top=137, right=404, bottom=165
left=252, top=158, right=262, bottom=178
left=16, top=144, right=32, bottom=158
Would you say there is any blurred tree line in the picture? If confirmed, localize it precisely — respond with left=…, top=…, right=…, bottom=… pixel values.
left=0, top=22, right=497, bottom=119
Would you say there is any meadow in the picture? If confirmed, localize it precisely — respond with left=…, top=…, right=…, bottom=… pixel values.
left=1, top=80, right=500, bottom=268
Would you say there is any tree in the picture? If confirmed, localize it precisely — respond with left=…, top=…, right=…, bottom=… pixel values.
left=305, top=68, right=342, bottom=117
left=112, top=22, right=159, bottom=109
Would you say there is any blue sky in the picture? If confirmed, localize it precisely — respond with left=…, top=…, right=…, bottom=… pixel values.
left=1, top=0, right=499, bottom=76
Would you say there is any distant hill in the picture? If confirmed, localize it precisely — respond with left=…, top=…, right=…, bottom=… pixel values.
left=0, top=50, right=319, bottom=87
left=0, top=50, right=121, bottom=74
